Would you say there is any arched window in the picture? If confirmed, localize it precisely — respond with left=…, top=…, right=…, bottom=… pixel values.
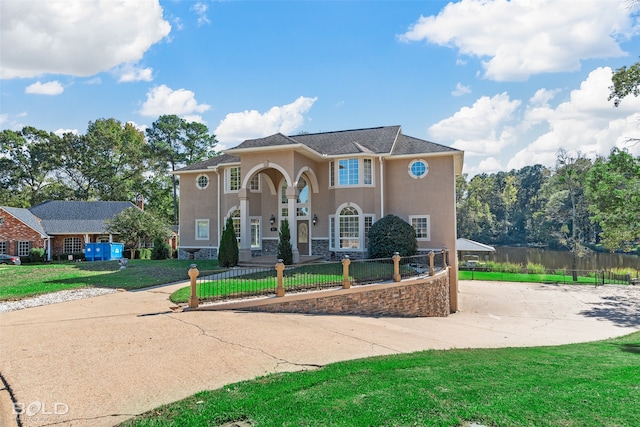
left=339, top=206, right=360, bottom=249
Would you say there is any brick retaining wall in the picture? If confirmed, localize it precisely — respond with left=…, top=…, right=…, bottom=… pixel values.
left=195, top=269, right=451, bottom=317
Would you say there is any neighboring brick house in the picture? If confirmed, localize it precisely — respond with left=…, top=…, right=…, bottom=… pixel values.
left=0, top=201, right=137, bottom=260
left=0, top=206, right=48, bottom=258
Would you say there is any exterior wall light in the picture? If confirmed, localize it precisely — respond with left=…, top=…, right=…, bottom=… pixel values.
left=312, top=214, right=318, bottom=225
left=270, top=214, right=276, bottom=226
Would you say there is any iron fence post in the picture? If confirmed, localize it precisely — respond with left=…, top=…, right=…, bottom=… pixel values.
left=428, top=251, right=435, bottom=276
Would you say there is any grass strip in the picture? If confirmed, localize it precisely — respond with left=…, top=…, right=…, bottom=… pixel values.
left=0, top=259, right=219, bottom=301
left=119, top=332, right=640, bottom=427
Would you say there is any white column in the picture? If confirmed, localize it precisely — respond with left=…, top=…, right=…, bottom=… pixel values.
left=238, top=188, right=252, bottom=262
left=286, top=185, right=299, bottom=263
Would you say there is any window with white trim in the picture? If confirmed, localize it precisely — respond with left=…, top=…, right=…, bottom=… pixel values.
left=196, top=174, right=209, bottom=189
left=63, top=237, right=82, bottom=253
left=18, top=241, right=32, bottom=256
left=249, top=174, right=260, bottom=192
left=409, top=160, right=429, bottom=179
left=250, top=218, right=261, bottom=248
left=339, top=206, right=360, bottom=249
left=225, top=167, right=241, bottom=192
left=296, top=178, right=309, bottom=217
left=230, top=209, right=241, bottom=240
left=410, top=215, right=430, bottom=240
left=329, top=158, right=374, bottom=187
left=0, top=241, right=7, bottom=254
left=195, top=219, right=209, bottom=240
left=364, top=215, right=374, bottom=249
left=329, top=216, right=335, bottom=250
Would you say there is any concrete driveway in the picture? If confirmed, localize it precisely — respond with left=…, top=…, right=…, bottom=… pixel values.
left=1, top=280, right=639, bottom=427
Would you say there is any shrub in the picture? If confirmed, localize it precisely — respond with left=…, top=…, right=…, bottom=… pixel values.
left=151, top=236, right=171, bottom=260
left=139, top=248, right=152, bottom=260
left=277, top=218, right=293, bottom=265
left=367, top=214, right=417, bottom=259
left=28, top=247, right=46, bottom=263
left=218, top=216, right=239, bottom=267
left=526, top=263, right=546, bottom=274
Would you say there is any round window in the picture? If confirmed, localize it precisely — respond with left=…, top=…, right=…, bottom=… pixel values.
left=409, top=160, right=428, bottom=179
left=196, top=174, right=209, bottom=189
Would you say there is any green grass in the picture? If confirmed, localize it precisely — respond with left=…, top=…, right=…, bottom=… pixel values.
left=458, top=270, right=601, bottom=285
left=458, top=270, right=618, bottom=285
left=119, top=332, right=640, bottom=427
left=0, top=259, right=219, bottom=301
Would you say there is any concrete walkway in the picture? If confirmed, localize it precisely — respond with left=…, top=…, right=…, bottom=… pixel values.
left=1, top=281, right=639, bottom=427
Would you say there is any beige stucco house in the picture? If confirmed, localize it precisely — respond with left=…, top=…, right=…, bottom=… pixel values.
left=175, top=124, right=463, bottom=266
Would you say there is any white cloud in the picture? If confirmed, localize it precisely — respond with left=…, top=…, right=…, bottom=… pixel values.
left=507, top=67, right=640, bottom=170
left=114, top=64, right=153, bottom=83
left=54, top=128, right=79, bottom=137
left=399, top=0, right=637, bottom=81
left=215, top=96, right=318, bottom=147
left=432, top=67, right=640, bottom=176
left=452, top=82, right=471, bottom=97
left=428, top=93, right=521, bottom=156
left=0, top=114, right=7, bottom=125
left=0, top=0, right=170, bottom=79
left=191, top=2, right=210, bottom=26
left=139, top=85, right=211, bottom=122
left=25, top=81, right=64, bottom=95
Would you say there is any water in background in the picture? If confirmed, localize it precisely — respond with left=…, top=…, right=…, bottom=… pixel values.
left=492, top=246, right=639, bottom=271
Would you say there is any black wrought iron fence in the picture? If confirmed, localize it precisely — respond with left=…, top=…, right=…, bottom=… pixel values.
left=196, top=266, right=276, bottom=302
left=281, top=262, right=344, bottom=292
left=192, top=250, right=451, bottom=303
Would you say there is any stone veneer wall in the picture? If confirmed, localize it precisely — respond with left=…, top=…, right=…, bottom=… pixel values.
left=179, top=247, right=217, bottom=260
left=234, top=270, right=450, bottom=317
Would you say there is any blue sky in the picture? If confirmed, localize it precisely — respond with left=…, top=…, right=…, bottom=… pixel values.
left=2, top=0, right=640, bottom=176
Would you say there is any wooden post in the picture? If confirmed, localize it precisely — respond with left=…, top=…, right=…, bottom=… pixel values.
left=188, top=264, right=199, bottom=309
left=275, top=259, right=285, bottom=297
left=428, top=251, right=435, bottom=276
left=392, top=252, right=401, bottom=282
left=442, top=249, right=447, bottom=269
left=342, top=255, right=351, bottom=289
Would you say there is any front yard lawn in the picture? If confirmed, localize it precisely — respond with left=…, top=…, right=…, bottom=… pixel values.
left=0, top=259, right=220, bottom=301
left=119, top=331, right=640, bottom=426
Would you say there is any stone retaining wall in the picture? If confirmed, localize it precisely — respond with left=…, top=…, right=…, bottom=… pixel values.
left=197, top=270, right=451, bottom=317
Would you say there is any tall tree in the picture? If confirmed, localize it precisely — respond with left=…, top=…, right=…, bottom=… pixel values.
left=609, top=59, right=640, bottom=107
left=105, top=207, right=171, bottom=259
left=585, top=148, right=640, bottom=251
left=0, top=127, right=60, bottom=207
left=54, top=119, right=146, bottom=201
left=548, top=150, right=593, bottom=279
left=146, top=115, right=217, bottom=226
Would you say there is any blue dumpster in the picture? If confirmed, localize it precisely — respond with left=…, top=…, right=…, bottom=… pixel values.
left=85, top=242, right=124, bottom=261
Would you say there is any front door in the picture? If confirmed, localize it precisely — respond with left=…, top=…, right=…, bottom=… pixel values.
left=297, top=220, right=309, bottom=256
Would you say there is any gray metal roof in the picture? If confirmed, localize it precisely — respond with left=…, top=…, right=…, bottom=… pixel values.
left=1, top=206, right=49, bottom=237
left=456, top=238, right=496, bottom=252
left=176, top=126, right=462, bottom=173
left=28, top=201, right=136, bottom=234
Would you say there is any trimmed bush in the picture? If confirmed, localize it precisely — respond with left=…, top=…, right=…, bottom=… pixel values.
left=28, top=247, right=46, bottom=263
left=277, top=218, right=293, bottom=265
left=218, top=216, right=239, bottom=267
left=367, top=214, right=417, bottom=259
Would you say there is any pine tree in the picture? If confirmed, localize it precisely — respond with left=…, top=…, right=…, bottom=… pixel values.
left=218, top=216, right=239, bottom=267
left=277, top=218, right=293, bottom=265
